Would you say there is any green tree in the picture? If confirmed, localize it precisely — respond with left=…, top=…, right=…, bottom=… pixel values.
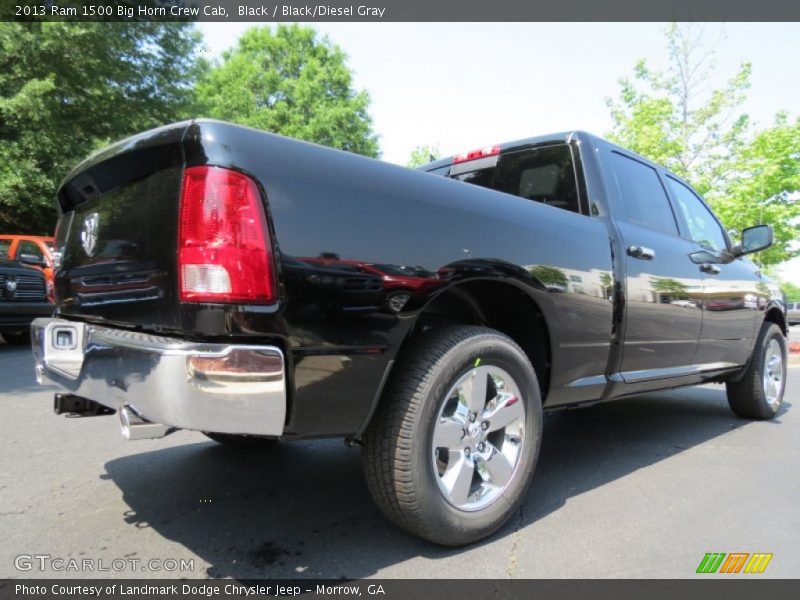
left=607, top=23, right=799, bottom=266
left=780, top=281, right=800, bottom=302
left=764, top=266, right=800, bottom=301
left=650, top=277, right=689, bottom=299
left=196, top=25, right=378, bottom=158
left=0, top=22, right=204, bottom=234
left=607, top=24, right=751, bottom=196
left=529, top=265, right=568, bottom=289
left=407, top=145, right=441, bottom=168
left=714, top=115, right=800, bottom=266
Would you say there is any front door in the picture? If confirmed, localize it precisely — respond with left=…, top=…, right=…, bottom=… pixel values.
left=664, top=175, right=759, bottom=367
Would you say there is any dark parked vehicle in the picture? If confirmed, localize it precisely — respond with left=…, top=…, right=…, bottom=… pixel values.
left=32, top=121, right=787, bottom=546
left=787, top=301, right=800, bottom=326
left=1, top=259, right=52, bottom=345
left=300, top=257, right=443, bottom=313
left=280, top=255, right=385, bottom=314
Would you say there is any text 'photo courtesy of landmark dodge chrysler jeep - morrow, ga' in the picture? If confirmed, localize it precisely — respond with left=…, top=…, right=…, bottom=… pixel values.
left=32, top=120, right=787, bottom=546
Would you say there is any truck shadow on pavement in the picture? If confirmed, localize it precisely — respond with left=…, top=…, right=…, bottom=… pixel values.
left=102, top=386, right=782, bottom=579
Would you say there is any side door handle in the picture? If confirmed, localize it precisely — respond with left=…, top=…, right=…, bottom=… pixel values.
left=700, top=263, right=721, bottom=275
left=627, top=245, right=655, bottom=260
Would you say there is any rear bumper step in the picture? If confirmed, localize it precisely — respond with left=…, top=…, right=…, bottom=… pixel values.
left=32, top=318, right=287, bottom=439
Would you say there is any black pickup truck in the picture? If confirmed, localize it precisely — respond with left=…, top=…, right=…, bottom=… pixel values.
left=1, top=259, right=52, bottom=345
left=32, top=120, right=786, bottom=546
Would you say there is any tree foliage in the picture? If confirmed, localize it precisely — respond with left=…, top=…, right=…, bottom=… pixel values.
left=607, top=24, right=751, bottom=195
left=713, top=115, right=800, bottom=265
left=407, top=145, right=441, bottom=168
left=0, top=22, right=205, bottom=234
left=607, top=24, right=799, bottom=265
left=196, top=25, right=379, bottom=158
left=780, top=280, right=800, bottom=302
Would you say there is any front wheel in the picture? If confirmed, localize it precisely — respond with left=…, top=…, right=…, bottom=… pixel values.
left=726, top=322, right=787, bottom=420
left=362, top=326, right=542, bottom=546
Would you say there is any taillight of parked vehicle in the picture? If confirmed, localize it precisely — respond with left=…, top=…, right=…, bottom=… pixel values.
left=178, top=166, right=276, bottom=304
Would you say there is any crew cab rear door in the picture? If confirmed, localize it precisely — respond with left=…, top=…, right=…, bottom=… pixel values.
left=605, top=150, right=703, bottom=382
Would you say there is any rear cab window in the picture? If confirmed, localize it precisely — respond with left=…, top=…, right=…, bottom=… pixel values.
left=429, top=144, right=584, bottom=215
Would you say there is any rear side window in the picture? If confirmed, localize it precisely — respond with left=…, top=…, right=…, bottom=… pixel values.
left=445, top=144, right=583, bottom=215
left=610, top=152, right=678, bottom=235
left=494, top=145, right=581, bottom=214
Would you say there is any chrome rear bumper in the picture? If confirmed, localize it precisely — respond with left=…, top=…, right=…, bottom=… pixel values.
left=31, top=318, right=286, bottom=438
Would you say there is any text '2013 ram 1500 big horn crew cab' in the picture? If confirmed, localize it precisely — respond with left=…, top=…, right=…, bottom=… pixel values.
left=32, top=120, right=787, bottom=546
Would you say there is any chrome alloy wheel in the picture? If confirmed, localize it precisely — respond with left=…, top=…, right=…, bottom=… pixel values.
left=387, top=291, right=412, bottom=313
left=763, top=338, right=785, bottom=409
left=431, top=365, right=526, bottom=511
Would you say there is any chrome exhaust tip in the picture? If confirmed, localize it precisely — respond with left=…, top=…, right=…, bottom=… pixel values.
left=119, top=406, right=172, bottom=440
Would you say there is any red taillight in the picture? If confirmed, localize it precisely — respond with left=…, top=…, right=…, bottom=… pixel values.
left=452, top=145, right=501, bottom=164
left=178, top=166, right=275, bottom=304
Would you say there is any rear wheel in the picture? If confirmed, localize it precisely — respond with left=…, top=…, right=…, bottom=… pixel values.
left=203, top=432, right=277, bottom=447
left=2, top=332, right=31, bottom=346
left=362, top=326, right=542, bottom=546
left=726, top=322, right=787, bottom=420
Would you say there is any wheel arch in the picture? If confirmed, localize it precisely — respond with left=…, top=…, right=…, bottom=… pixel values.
left=382, top=277, right=554, bottom=401
left=764, top=303, right=788, bottom=336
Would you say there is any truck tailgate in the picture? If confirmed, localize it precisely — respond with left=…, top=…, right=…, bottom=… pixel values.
left=55, top=122, right=189, bottom=332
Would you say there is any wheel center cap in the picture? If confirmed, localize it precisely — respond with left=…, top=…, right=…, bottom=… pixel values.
left=467, top=424, right=483, bottom=445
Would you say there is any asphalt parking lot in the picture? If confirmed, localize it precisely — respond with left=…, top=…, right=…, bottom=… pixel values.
left=1, top=331, right=798, bottom=579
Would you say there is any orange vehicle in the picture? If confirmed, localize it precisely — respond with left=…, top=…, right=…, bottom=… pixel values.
left=0, top=235, right=56, bottom=299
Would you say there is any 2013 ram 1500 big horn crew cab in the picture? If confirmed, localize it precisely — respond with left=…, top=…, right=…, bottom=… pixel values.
left=32, top=120, right=787, bottom=546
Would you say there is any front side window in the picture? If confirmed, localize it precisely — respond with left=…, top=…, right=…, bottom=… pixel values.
left=666, top=177, right=728, bottom=253
left=610, top=152, right=678, bottom=235
left=0, top=239, right=10, bottom=258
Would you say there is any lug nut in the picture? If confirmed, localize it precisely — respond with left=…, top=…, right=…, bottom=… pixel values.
left=478, top=442, right=486, bottom=452
left=481, top=421, right=489, bottom=431
left=464, top=447, right=471, bottom=456
left=469, top=413, right=477, bottom=422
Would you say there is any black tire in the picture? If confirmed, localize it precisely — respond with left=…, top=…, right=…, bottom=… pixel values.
left=2, top=331, right=31, bottom=346
left=361, top=325, right=542, bottom=546
left=203, top=432, right=277, bottom=447
left=726, top=322, right=787, bottom=420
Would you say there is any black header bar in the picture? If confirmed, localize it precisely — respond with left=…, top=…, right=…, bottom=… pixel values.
left=4, top=0, right=800, bottom=22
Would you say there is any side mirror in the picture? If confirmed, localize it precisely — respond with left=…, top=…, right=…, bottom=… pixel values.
left=735, top=224, right=773, bottom=256
left=18, top=253, right=46, bottom=267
